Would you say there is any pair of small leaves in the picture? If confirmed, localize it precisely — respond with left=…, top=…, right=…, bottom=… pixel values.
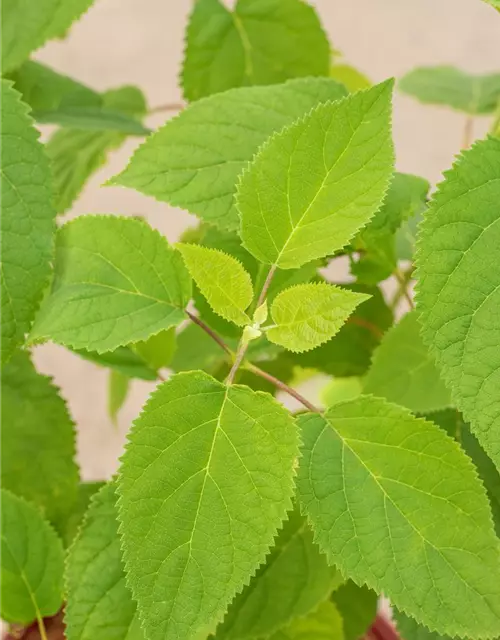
left=297, top=394, right=500, bottom=637
left=181, top=0, right=330, bottom=101
left=1, top=490, right=64, bottom=625
left=1, top=80, right=56, bottom=363
left=416, top=136, right=500, bottom=471
left=117, top=370, right=299, bottom=640
left=30, top=216, right=191, bottom=353
left=399, top=66, right=500, bottom=115
left=178, top=242, right=368, bottom=353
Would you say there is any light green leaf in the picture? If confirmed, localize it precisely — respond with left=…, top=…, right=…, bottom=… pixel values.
left=59, top=481, right=105, bottom=548
left=216, top=508, right=340, bottom=639
left=132, top=328, right=177, bottom=371
left=364, top=311, right=451, bottom=413
left=1, top=0, right=95, bottom=73
left=47, top=86, right=147, bottom=214
left=108, top=370, right=130, bottom=425
left=331, top=582, right=378, bottom=640
left=181, top=0, right=330, bottom=101
left=295, top=284, right=392, bottom=377
left=117, top=371, right=299, bottom=640
left=30, top=215, right=191, bottom=353
left=320, top=377, right=362, bottom=408
left=178, top=243, right=253, bottom=326
left=73, top=346, right=158, bottom=381
left=1, top=489, right=64, bottom=625
left=111, top=77, right=346, bottom=230
left=9, top=60, right=101, bottom=113
left=415, top=136, right=500, bottom=470
left=267, top=283, right=370, bottom=352
left=65, top=483, right=144, bottom=640
left=269, top=601, right=344, bottom=640
left=399, top=67, right=500, bottom=114
left=394, top=610, right=450, bottom=640
left=1, top=350, right=79, bottom=528
left=330, top=63, right=371, bottom=92
left=297, top=395, right=500, bottom=637
left=1, top=80, right=56, bottom=363
left=238, top=81, right=394, bottom=269
left=482, top=0, right=500, bottom=10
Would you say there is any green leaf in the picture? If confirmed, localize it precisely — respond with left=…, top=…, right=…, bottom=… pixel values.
left=423, top=409, right=500, bottom=537
left=238, top=81, right=394, bottom=269
left=178, top=243, right=254, bottom=326
left=65, top=483, right=144, bottom=640
left=73, top=346, right=158, bottom=381
left=394, top=610, right=450, bottom=640
left=1, top=80, right=56, bottom=363
left=111, top=77, right=346, bottom=230
left=171, top=323, right=228, bottom=374
left=1, top=0, right=95, bottom=73
left=364, top=311, right=451, bottom=414
left=1, top=350, right=79, bottom=528
left=59, top=481, right=105, bottom=548
left=297, top=395, right=500, bottom=637
left=295, top=284, right=392, bottom=377
left=331, top=582, right=378, bottom=640
left=266, top=283, right=370, bottom=352
left=117, top=370, right=299, bottom=640
left=9, top=60, right=101, bottom=113
left=416, top=136, right=500, bottom=470
left=47, top=86, right=147, bottom=213
left=269, top=601, right=344, bottom=640
left=132, top=328, right=177, bottom=371
left=330, top=63, right=371, bottom=92
left=399, top=67, right=500, bottom=114
left=30, top=215, right=191, bottom=353
left=215, top=508, right=340, bottom=639
left=35, top=105, right=150, bottom=135
left=181, top=0, right=330, bottom=101
left=320, top=377, right=362, bottom=408
left=1, top=489, right=64, bottom=625
left=108, top=370, right=130, bottom=425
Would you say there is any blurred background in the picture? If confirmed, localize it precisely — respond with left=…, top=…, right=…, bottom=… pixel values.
left=32, top=0, right=500, bottom=482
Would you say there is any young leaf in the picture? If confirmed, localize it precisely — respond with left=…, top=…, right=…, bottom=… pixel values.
left=111, top=77, right=346, bottom=230
left=297, top=395, right=500, bottom=637
left=416, top=136, right=500, bottom=470
left=108, top=370, right=130, bottom=425
left=1, top=80, right=56, bottom=363
left=2, top=0, right=95, bottom=73
left=1, top=490, right=64, bottom=625
left=30, top=216, right=191, bottom=353
left=47, top=86, right=147, bottom=213
left=364, top=311, right=451, bottom=414
left=330, top=63, right=371, bottom=92
left=238, top=81, right=394, bottom=269
left=269, top=601, right=344, bottom=640
left=399, top=67, right=500, bottom=114
left=1, top=351, right=79, bottom=528
left=65, top=483, right=144, bottom=640
left=177, top=243, right=253, bottom=326
left=331, top=581, right=378, bottom=640
left=266, top=283, right=370, bottom=352
left=215, top=508, right=340, bottom=639
left=296, top=284, right=392, bottom=377
left=320, top=377, right=362, bottom=408
left=117, top=371, right=299, bottom=640
left=181, top=0, right=330, bottom=101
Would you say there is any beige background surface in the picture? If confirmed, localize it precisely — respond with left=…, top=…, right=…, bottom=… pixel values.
left=32, top=0, right=500, bottom=482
